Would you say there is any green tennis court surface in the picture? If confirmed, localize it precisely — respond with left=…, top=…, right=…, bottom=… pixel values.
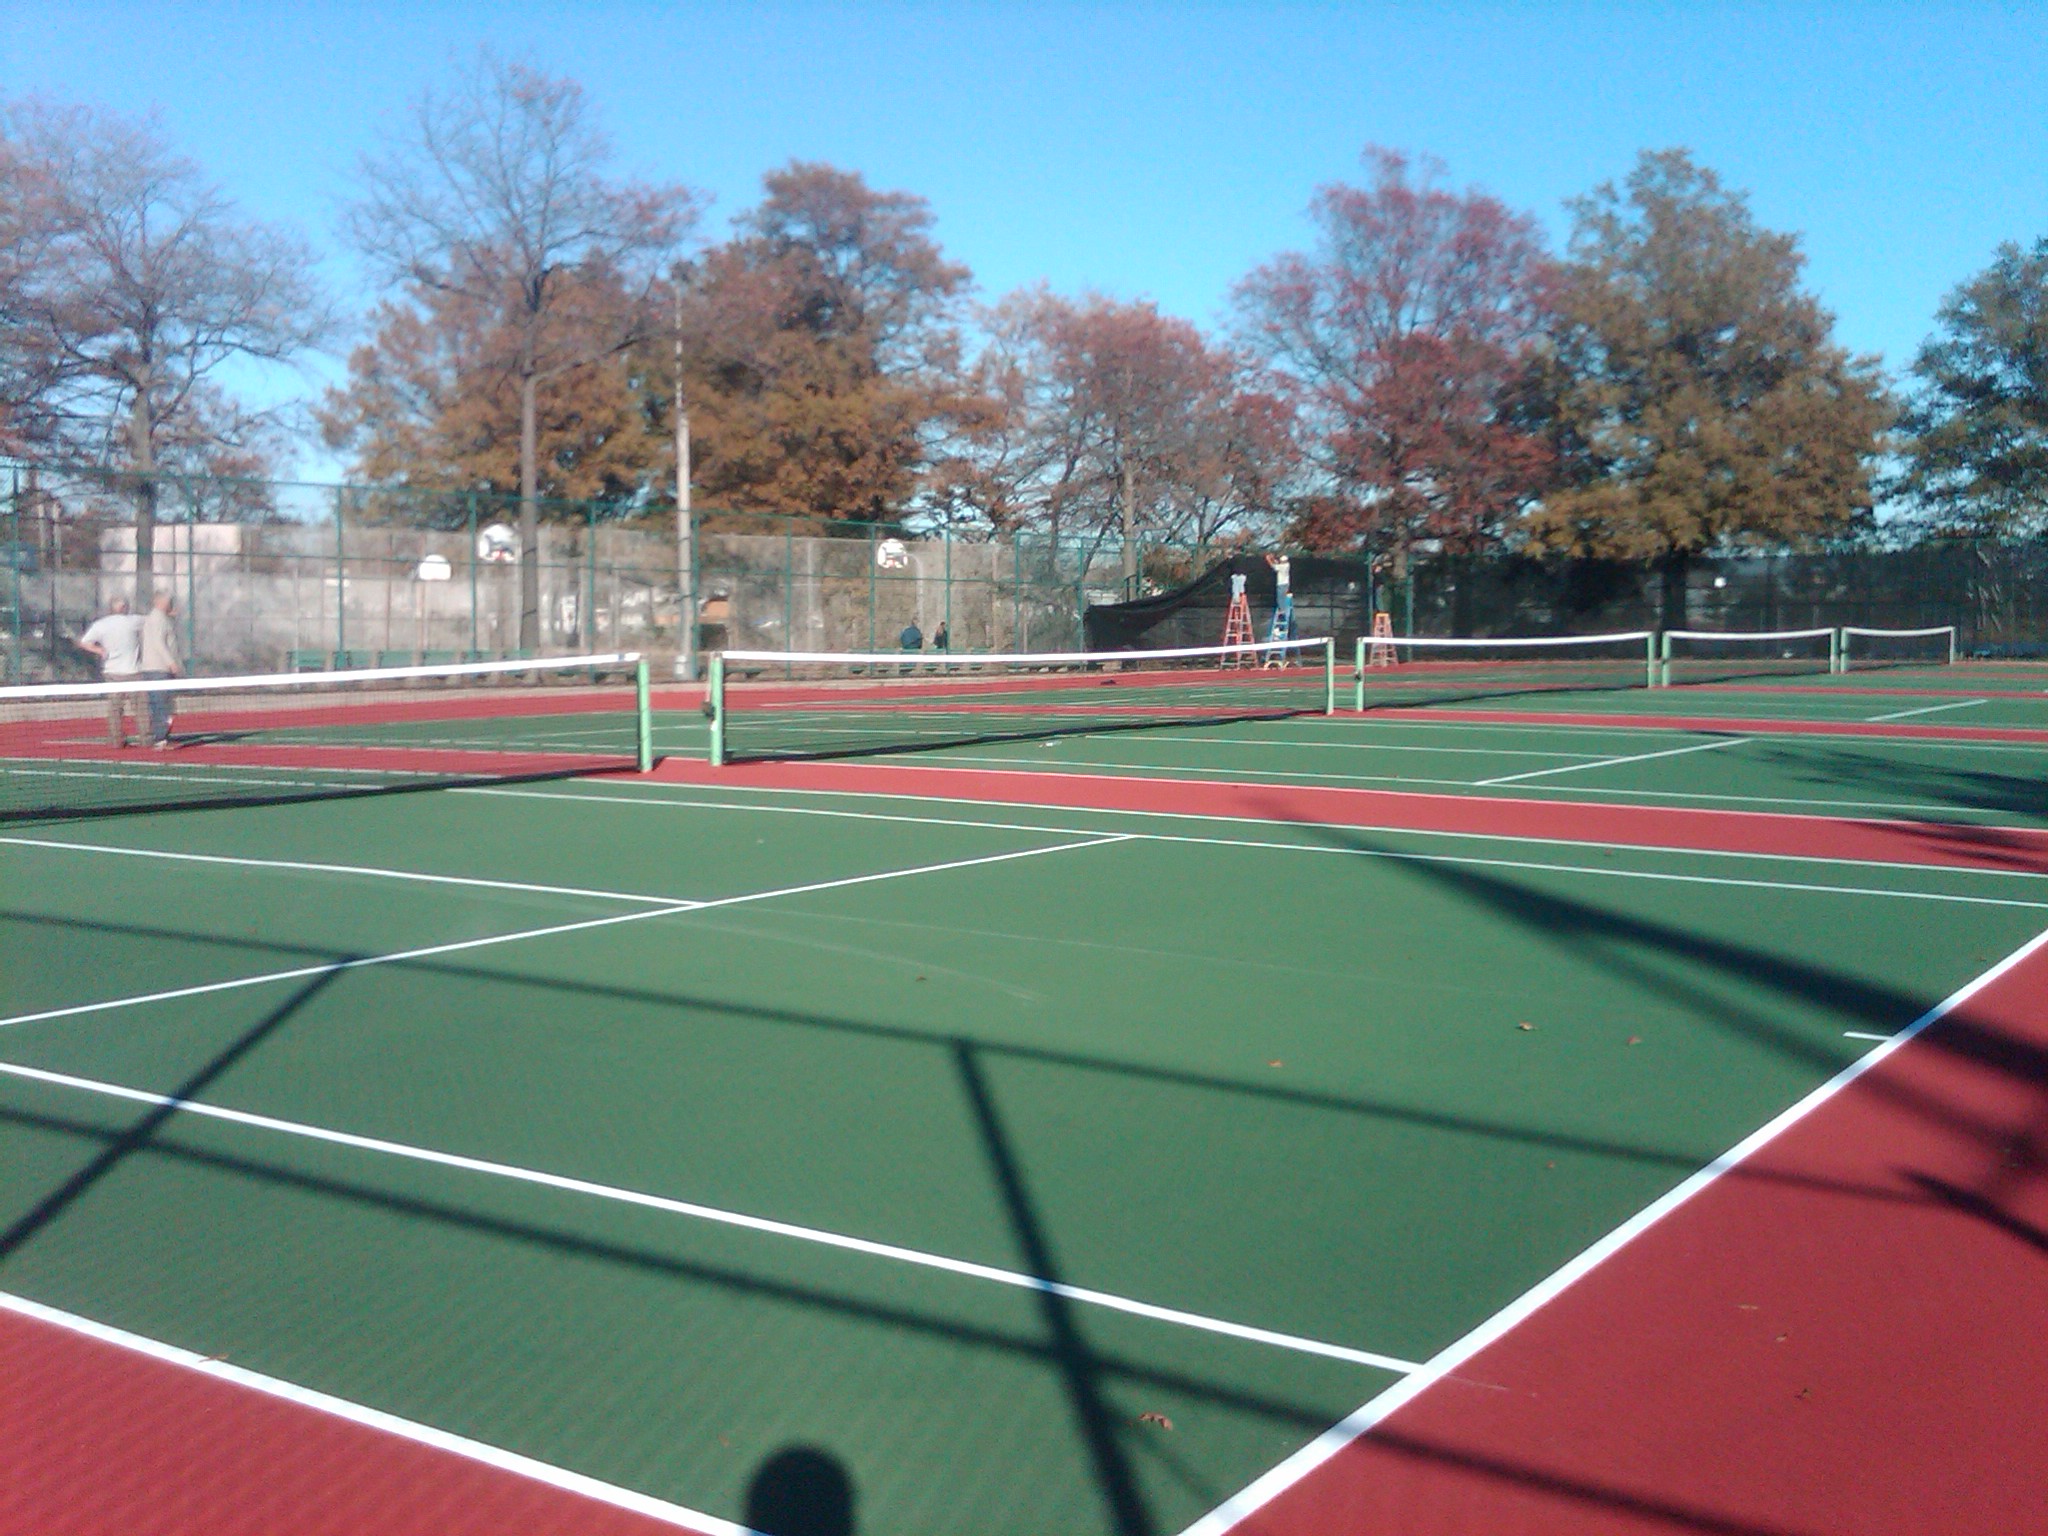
left=5, top=733, right=2046, bottom=1534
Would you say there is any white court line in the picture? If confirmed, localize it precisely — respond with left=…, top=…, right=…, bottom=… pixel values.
left=1475, top=736, right=1748, bottom=787
left=0, top=1060, right=1418, bottom=1375
left=0, top=835, right=675, bottom=907
left=1866, top=698, right=1987, bottom=722
left=464, top=782, right=2048, bottom=884
left=0, top=835, right=1130, bottom=1031
left=1087, top=734, right=1603, bottom=759
left=1843, top=1030, right=1891, bottom=1041
left=1175, top=919, right=2048, bottom=1536
left=0, top=1290, right=739, bottom=1535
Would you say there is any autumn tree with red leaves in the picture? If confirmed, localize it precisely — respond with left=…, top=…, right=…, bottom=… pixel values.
left=1234, top=149, right=1555, bottom=577
left=669, top=162, right=979, bottom=525
left=966, top=289, right=1291, bottom=586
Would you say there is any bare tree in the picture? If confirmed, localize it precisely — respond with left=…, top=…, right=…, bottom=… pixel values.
left=345, top=51, right=697, bottom=647
left=2, top=100, right=330, bottom=597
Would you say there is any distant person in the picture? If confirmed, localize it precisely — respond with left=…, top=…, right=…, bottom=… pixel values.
left=1265, top=553, right=1295, bottom=643
left=931, top=621, right=949, bottom=652
left=899, top=621, right=922, bottom=652
left=76, top=596, right=144, bottom=747
left=138, top=590, right=185, bottom=749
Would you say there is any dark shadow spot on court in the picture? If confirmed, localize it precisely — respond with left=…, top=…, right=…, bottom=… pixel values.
left=744, top=1446, right=856, bottom=1536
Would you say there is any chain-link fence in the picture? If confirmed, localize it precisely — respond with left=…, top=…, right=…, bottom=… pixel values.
left=11, top=462, right=2041, bottom=683
left=0, top=463, right=1161, bottom=682
left=1395, top=543, right=2048, bottom=654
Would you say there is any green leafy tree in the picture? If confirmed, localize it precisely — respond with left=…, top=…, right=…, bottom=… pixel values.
left=1895, top=238, right=2048, bottom=534
left=1530, top=151, right=1890, bottom=621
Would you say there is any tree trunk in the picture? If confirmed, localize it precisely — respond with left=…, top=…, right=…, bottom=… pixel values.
left=127, top=386, right=157, bottom=609
left=1118, top=457, right=1138, bottom=599
left=518, top=371, right=540, bottom=650
left=1660, top=550, right=1691, bottom=630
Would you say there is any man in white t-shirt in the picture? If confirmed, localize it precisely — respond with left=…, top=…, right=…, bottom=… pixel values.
left=76, top=597, right=145, bottom=747
left=138, top=591, right=185, bottom=749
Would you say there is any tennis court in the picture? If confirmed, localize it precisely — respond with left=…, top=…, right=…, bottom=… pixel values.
left=5, top=639, right=2047, bottom=1535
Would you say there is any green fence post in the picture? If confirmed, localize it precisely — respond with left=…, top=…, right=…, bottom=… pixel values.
left=634, top=654, right=653, bottom=772
left=335, top=486, right=347, bottom=661
left=586, top=503, right=598, bottom=655
left=467, top=494, right=478, bottom=657
left=1354, top=637, right=1367, bottom=712
left=706, top=652, right=726, bottom=767
left=179, top=480, right=196, bottom=666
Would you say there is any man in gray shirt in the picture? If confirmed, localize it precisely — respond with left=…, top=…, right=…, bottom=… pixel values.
left=138, top=591, right=184, bottom=748
left=76, top=596, right=144, bottom=747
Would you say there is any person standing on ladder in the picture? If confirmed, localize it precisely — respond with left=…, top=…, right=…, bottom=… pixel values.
left=1263, top=553, right=1294, bottom=665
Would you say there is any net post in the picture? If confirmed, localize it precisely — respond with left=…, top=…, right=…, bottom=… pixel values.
left=1657, top=630, right=1671, bottom=688
left=706, top=651, right=726, bottom=767
left=634, top=654, right=653, bottom=772
left=1645, top=632, right=1658, bottom=689
left=1353, top=637, right=1366, bottom=712
left=1831, top=628, right=1844, bottom=675
left=1949, top=627, right=1959, bottom=666
left=1322, top=637, right=1335, bottom=714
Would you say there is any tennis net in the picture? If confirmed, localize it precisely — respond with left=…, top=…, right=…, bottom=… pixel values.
left=1354, top=631, right=1657, bottom=711
left=707, top=638, right=1335, bottom=764
left=1838, top=625, right=1959, bottom=671
left=1660, top=627, right=1838, bottom=686
left=1, top=653, right=653, bottom=821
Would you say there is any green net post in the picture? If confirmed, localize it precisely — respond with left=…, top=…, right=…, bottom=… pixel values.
left=706, top=651, right=726, bottom=767
left=1831, top=628, right=1844, bottom=675
left=1353, top=637, right=1366, bottom=712
left=1322, top=637, right=1336, bottom=714
left=1646, top=631, right=1660, bottom=689
left=1949, top=628, right=1959, bottom=666
left=1657, top=630, right=1672, bottom=688
left=634, top=654, right=654, bottom=772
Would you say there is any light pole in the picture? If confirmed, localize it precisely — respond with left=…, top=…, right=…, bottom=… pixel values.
left=672, top=276, right=697, bottom=682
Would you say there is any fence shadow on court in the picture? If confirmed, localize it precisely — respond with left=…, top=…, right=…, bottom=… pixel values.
left=1744, top=738, right=2048, bottom=837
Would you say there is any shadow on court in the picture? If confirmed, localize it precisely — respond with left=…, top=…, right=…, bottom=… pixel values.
left=745, top=1446, right=856, bottom=1536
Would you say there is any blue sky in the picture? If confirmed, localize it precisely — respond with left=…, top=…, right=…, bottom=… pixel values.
left=4, top=1, right=2043, bottom=477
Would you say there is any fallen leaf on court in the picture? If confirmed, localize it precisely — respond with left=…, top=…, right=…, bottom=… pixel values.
left=1137, top=1412, right=1174, bottom=1430
left=1517, top=1022, right=1536, bottom=1031
left=915, top=976, right=927, bottom=982
left=1774, top=1333, right=1790, bottom=1343
left=1627, top=1035, right=1642, bottom=1045
left=1267, top=1059, right=1284, bottom=1068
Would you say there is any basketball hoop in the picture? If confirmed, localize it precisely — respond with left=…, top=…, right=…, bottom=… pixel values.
left=477, top=523, right=519, bottom=564
left=875, top=538, right=910, bottom=570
